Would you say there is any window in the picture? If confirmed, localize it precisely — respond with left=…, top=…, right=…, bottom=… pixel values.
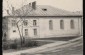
left=25, top=29, right=28, bottom=36
left=23, top=20, right=28, bottom=26
left=13, top=30, right=16, bottom=32
left=70, top=20, right=75, bottom=29
left=12, top=20, right=16, bottom=26
left=49, top=20, right=53, bottom=30
left=34, top=29, right=37, bottom=35
left=33, top=20, right=37, bottom=26
left=42, top=8, right=47, bottom=11
left=60, top=20, right=64, bottom=29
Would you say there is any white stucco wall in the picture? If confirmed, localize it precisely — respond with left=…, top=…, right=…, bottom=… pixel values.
left=39, top=17, right=81, bottom=38
left=8, top=18, right=40, bottom=40
left=8, top=18, right=20, bottom=40
left=7, top=17, right=82, bottom=40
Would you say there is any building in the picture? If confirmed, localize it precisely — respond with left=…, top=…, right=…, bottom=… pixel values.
left=2, top=1, right=83, bottom=40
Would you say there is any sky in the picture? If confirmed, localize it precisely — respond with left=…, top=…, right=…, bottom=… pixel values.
left=3, top=0, right=83, bottom=16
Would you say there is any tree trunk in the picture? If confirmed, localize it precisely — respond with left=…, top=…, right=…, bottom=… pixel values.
left=16, top=23, right=23, bottom=47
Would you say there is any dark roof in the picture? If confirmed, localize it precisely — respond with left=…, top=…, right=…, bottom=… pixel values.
left=12, top=5, right=82, bottom=16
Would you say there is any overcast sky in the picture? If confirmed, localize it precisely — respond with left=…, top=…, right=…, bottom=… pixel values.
left=3, top=0, right=83, bottom=16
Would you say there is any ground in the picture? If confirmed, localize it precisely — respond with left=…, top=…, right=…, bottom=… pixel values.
left=34, top=42, right=83, bottom=55
left=32, top=36, right=83, bottom=55
left=3, top=36, right=83, bottom=55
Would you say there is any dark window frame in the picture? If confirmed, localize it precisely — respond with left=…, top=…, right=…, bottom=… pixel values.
left=49, top=20, right=53, bottom=30
left=60, top=20, right=64, bottom=29
left=25, top=29, right=28, bottom=36
left=23, top=20, right=28, bottom=26
left=33, top=20, right=37, bottom=26
left=34, top=29, right=37, bottom=35
left=13, top=30, right=16, bottom=32
left=12, top=20, right=16, bottom=26
left=70, top=20, right=75, bottom=29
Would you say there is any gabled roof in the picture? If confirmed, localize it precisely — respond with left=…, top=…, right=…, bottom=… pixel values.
left=13, top=5, right=82, bottom=16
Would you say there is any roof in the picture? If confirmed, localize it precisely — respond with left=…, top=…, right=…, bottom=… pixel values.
left=73, top=11, right=83, bottom=15
left=12, top=5, right=83, bottom=16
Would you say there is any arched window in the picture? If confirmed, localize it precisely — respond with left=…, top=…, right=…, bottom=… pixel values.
left=49, top=20, right=53, bottom=30
left=60, top=20, right=64, bottom=29
left=70, top=20, right=75, bottom=29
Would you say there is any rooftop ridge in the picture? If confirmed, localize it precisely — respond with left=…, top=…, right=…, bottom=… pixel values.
left=11, top=4, right=82, bottom=16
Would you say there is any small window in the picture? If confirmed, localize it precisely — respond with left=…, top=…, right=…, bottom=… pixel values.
left=33, top=20, right=37, bottom=26
left=34, top=29, right=37, bottom=35
left=42, top=8, right=47, bottom=11
left=70, top=20, right=75, bottom=29
left=23, top=20, right=28, bottom=26
left=25, top=29, right=28, bottom=36
left=49, top=20, right=53, bottom=30
left=12, top=20, right=16, bottom=26
left=13, top=30, right=16, bottom=32
left=60, top=20, right=64, bottom=29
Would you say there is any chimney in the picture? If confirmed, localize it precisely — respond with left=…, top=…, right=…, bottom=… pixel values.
left=32, top=1, right=36, bottom=10
left=12, top=7, right=15, bottom=15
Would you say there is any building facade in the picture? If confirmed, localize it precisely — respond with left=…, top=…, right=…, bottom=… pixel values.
left=2, top=1, right=83, bottom=40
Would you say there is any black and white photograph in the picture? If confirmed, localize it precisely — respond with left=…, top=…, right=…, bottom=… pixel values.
left=2, top=0, right=83, bottom=55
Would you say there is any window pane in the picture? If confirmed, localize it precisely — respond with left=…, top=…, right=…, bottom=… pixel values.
left=25, top=29, right=28, bottom=36
left=33, top=20, right=37, bottom=26
left=60, top=20, right=64, bottom=29
left=49, top=20, right=53, bottom=30
left=70, top=20, right=74, bottom=29
left=23, top=20, right=28, bottom=26
left=13, top=30, right=16, bottom=32
left=12, top=20, right=16, bottom=26
left=34, top=29, right=37, bottom=35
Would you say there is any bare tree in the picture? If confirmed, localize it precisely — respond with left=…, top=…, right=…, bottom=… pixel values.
left=3, top=0, right=33, bottom=46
